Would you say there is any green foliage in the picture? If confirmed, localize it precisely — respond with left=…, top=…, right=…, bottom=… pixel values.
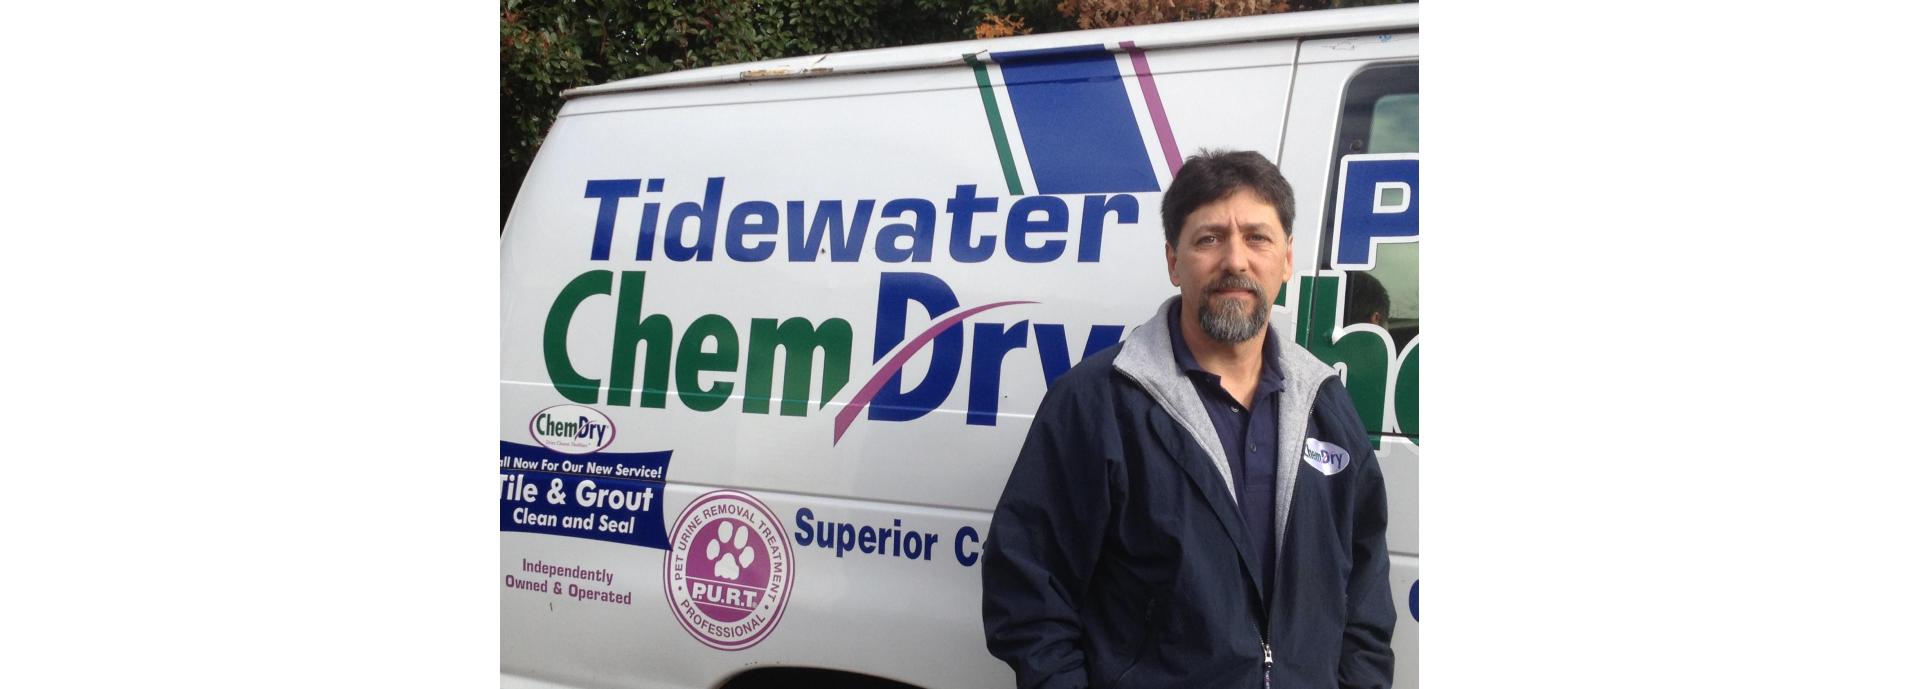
left=501, top=0, right=1049, bottom=225
left=500, top=0, right=1410, bottom=225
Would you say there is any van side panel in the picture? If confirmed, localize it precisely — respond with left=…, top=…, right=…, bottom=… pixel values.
left=502, top=32, right=1413, bottom=689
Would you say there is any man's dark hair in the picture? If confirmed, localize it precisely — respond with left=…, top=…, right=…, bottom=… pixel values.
left=1342, top=270, right=1391, bottom=327
left=1160, top=149, right=1296, bottom=246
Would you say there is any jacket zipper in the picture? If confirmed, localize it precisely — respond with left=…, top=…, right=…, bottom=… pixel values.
left=1262, top=399, right=1316, bottom=688
left=1261, top=637, right=1273, bottom=688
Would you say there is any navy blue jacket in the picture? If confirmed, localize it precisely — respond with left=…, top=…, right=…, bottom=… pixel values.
left=981, top=299, right=1395, bottom=688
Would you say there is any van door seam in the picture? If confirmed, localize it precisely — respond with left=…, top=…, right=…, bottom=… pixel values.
left=1273, top=39, right=1304, bottom=163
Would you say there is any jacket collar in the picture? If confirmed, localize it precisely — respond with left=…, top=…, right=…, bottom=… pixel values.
left=1114, top=297, right=1238, bottom=501
left=1115, top=295, right=1340, bottom=484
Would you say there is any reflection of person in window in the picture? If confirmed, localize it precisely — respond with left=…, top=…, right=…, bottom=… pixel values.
left=1344, top=271, right=1390, bottom=328
left=1345, top=271, right=1416, bottom=351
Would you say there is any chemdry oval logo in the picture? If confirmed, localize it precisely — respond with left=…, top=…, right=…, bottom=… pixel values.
left=664, top=490, right=794, bottom=651
left=529, top=404, right=616, bottom=455
left=1303, top=438, right=1351, bottom=476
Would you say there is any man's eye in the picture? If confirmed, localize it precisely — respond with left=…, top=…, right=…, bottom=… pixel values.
left=1196, top=236, right=1217, bottom=246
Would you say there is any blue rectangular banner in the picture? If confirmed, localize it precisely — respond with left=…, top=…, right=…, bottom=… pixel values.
left=499, top=441, right=672, bottom=550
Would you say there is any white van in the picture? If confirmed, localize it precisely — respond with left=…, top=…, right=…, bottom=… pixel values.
left=501, top=5, right=1419, bottom=687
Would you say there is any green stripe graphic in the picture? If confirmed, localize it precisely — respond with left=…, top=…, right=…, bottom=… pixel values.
left=965, top=54, right=1024, bottom=196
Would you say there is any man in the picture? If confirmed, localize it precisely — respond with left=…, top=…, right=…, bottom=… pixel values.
left=981, top=150, right=1395, bottom=688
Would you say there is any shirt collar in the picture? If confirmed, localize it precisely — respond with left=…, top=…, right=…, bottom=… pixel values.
left=1165, top=300, right=1287, bottom=393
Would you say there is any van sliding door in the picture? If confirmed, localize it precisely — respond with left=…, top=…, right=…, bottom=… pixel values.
left=1276, top=32, right=1420, bottom=689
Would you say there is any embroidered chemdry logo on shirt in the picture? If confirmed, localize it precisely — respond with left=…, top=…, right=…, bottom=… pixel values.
left=1302, top=438, right=1350, bottom=476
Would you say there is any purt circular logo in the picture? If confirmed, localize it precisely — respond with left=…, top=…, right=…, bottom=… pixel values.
left=663, top=490, right=794, bottom=650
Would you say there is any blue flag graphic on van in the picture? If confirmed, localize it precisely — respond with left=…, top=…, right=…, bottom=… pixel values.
left=995, top=46, right=1161, bottom=195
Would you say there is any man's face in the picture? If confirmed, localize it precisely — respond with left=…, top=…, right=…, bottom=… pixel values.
left=1165, top=187, right=1293, bottom=345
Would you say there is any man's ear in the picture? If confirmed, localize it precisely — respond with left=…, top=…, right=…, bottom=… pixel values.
left=1165, top=242, right=1179, bottom=287
left=1274, top=231, right=1295, bottom=286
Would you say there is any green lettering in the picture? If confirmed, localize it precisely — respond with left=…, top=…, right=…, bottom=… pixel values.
left=1297, top=274, right=1390, bottom=449
left=744, top=317, right=852, bottom=416
left=675, top=314, right=740, bottom=412
left=1395, top=342, right=1418, bottom=445
left=608, top=271, right=673, bottom=408
left=543, top=270, right=613, bottom=404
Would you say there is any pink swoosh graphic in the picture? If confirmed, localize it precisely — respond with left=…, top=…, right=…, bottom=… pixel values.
left=1121, top=41, right=1182, bottom=177
left=832, top=300, right=1035, bottom=444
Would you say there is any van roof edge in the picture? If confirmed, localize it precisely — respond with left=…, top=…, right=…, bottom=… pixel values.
left=559, top=4, right=1418, bottom=100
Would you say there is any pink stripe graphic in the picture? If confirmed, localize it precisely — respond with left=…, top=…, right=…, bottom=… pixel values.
left=1121, top=41, right=1182, bottom=177
left=832, top=301, right=1035, bottom=444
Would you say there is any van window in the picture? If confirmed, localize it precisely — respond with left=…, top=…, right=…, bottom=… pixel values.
left=1368, top=93, right=1419, bottom=156
left=1304, top=62, right=1418, bottom=443
left=1345, top=70, right=1417, bottom=347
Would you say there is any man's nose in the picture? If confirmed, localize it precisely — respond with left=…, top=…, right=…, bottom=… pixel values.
left=1221, top=233, right=1252, bottom=273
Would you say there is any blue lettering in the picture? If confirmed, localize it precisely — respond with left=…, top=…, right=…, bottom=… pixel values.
left=584, top=179, right=643, bottom=261
left=786, top=199, right=874, bottom=262
left=815, top=515, right=835, bottom=549
left=945, top=184, right=999, bottom=263
left=584, top=178, right=1125, bottom=265
left=1006, top=196, right=1068, bottom=263
left=835, top=523, right=855, bottom=558
left=664, top=177, right=724, bottom=262
left=792, top=507, right=814, bottom=546
left=954, top=526, right=981, bottom=567
left=869, top=273, right=963, bottom=422
left=724, top=200, right=779, bottom=262
left=1078, top=194, right=1137, bottom=262
left=792, top=512, right=952, bottom=564
left=967, top=321, right=1029, bottom=426
left=874, top=198, right=937, bottom=263
left=634, top=202, right=662, bottom=260
left=1333, top=157, right=1419, bottom=269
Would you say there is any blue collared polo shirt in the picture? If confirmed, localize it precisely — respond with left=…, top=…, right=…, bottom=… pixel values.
left=1165, top=302, right=1286, bottom=595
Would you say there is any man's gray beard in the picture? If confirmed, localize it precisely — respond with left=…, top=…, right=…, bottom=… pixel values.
left=1198, top=291, right=1268, bottom=344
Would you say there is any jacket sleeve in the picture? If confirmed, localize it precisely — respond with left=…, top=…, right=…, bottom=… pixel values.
left=980, top=381, right=1116, bottom=689
left=1338, top=424, right=1398, bottom=689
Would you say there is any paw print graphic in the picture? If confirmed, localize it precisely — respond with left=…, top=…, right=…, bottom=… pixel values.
left=704, top=519, right=757, bottom=580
